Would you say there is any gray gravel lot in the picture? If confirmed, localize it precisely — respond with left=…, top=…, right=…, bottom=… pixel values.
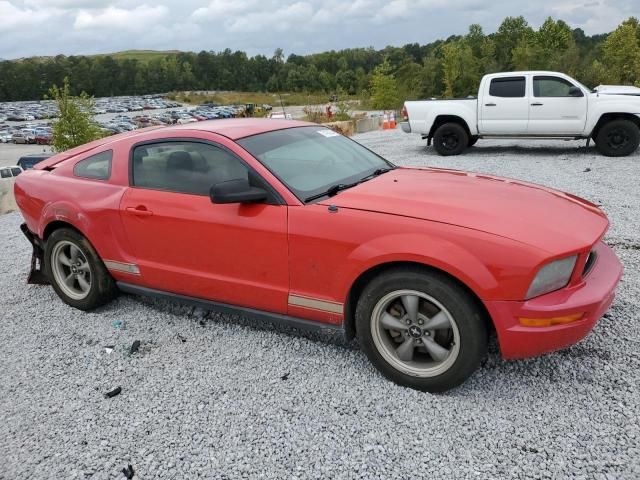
left=1, top=130, right=639, bottom=479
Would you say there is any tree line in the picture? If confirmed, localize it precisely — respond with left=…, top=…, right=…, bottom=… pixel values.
left=0, top=16, right=639, bottom=104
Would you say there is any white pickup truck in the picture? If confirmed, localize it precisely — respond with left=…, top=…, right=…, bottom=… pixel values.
left=401, top=71, right=640, bottom=157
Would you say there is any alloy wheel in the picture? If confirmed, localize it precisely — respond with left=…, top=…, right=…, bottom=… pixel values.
left=370, top=289, right=460, bottom=377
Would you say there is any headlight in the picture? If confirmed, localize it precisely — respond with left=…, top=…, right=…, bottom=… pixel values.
left=526, top=255, right=577, bottom=299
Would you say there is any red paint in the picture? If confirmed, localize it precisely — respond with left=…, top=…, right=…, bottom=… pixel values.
left=14, top=119, right=623, bottom=359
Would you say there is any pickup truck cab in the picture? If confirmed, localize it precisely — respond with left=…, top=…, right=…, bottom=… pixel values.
left=401, top=71, right=640, bottom=157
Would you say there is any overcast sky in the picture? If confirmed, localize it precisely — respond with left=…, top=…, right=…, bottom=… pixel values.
left=1, top=0, right=637, bottom=60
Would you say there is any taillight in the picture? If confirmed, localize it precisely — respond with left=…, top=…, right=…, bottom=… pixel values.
left=401, top=104, right=408, bottom=121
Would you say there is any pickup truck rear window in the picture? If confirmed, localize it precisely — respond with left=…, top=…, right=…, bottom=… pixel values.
left=489, top=77, right=525, bottom=98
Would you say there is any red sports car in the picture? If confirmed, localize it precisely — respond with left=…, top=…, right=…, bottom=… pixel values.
left=14, top=119, right=623, bottom=392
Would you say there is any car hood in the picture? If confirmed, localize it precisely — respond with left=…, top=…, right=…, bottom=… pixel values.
left=319, top=168, right=608, bottom=254
left=594, top=84, right=640, bottom=96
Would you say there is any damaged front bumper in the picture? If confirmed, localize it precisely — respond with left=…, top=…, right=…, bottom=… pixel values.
left=20, top=223, right=49, bottom=285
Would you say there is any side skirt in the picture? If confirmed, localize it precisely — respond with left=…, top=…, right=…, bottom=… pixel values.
left=117, top=282, right=347, bottom=339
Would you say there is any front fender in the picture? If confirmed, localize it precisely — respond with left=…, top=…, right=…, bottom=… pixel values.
left=337, top=232, right=498, bottom=302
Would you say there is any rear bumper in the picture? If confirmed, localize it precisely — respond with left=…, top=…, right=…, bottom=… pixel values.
left=486, top=241, right=622, bottom=359
left=400, top=122, right=411, bottom=133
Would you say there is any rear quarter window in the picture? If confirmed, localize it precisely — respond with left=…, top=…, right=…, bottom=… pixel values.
left=0, top=169, right=10, bottom=179
left=489, top=77, right=526, bottom=98
left=73, top=150, right=113, bottom=180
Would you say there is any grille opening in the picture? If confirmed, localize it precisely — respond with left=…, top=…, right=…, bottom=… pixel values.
left=582, top=250, right=597, bottom=277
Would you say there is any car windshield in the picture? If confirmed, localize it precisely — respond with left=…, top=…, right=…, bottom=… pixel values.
left=238, top=126, right=393, bottom=202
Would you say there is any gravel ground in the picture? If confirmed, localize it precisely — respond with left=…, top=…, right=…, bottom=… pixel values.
left=1, top=130, right=639, bottom=479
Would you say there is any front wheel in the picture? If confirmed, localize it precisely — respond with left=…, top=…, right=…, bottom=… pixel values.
left=595, top=120, right=640, bottom=157
left=433, top=123, right=469, bottom=156
left=356, top=268, right=487, bottom=392
left=45, top=228, right=117, bottom=310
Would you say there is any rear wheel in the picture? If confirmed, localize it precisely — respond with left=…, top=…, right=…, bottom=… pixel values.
left=433, top=123, right=469, bottom=156
left=45, top=228, right=117, bottom=310
left=356, top=267, right=487, bottom=392
left=595, top=120, right=640, bottom=157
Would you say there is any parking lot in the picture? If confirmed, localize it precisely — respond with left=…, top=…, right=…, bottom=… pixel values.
left=1, top=129, right=638, bottom=479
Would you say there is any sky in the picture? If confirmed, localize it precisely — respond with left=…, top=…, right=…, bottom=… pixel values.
left=1, top=0, right=638, bottom=60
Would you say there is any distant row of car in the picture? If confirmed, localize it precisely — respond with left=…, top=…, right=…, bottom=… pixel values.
left=0, top=95, right=182, bottom=123
left=0, top=124, right=52, bottom=145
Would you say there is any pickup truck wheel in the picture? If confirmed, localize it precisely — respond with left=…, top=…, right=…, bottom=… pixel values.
left=45, top=228, right=117, bottom=311
left=433, top=123, right=468, bottom=156
left=356, top=268, right=487, bottom=392
left=595, top=120, right=640, bottom=157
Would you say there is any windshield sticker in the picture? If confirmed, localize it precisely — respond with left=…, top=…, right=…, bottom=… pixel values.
left=317, top=129, right=340, bottom=138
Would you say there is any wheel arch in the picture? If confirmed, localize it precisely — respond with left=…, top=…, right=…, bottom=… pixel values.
left=428, top=115, right=472, bottom=140
left=343, top=261, right=493, bottom=341
left=42, top=219, right=86, bottom=241
left=590, top=112, right=640, bottom=139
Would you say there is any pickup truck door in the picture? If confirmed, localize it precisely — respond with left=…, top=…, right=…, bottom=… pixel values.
left=479, top=76, right=529, bottom=134
left=527, top=75, right=588, bottom=135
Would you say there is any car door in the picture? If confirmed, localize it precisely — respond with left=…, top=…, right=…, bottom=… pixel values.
left=119, top=139, right=289, bottom=314
left=527, top=75, right=588, bottom=135
left=479, top=76, right=529, bottom=134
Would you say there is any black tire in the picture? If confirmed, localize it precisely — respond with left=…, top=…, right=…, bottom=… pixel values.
left=433, top=123, right=469, bottom=156
left=595, top=120, right=640, bottom=157
left=468, top=136, right=479, bottom=147
left=44, top=228, right=117, bottom=310
left=356, top=267, right=487, bottom=392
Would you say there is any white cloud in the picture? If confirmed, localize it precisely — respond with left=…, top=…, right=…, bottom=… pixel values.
left=0, top=0, right=635, bottom=60
left=74, top=4, right=169, bottom=31
left=0, top=1, right=57, bottom=32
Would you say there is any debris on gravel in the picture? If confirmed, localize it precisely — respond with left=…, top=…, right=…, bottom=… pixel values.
left=0, top=131, right=638, bottom=479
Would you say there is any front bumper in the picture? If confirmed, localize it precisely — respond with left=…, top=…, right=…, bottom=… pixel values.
left=486, top=241, right=622, bottom=359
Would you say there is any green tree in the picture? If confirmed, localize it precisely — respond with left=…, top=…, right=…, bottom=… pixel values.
left=48, top=78, right=104, bottom=152
left=603, top=18, right=640, bottom=84
left=441, top=41, right=478, bottom=97
left=369, top=61, right=400, bottom=109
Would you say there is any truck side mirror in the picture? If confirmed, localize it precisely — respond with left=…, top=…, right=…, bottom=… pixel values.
left=568, top=86, right=583, bottom=97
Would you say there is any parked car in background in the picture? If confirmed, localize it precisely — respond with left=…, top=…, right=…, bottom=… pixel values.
left=0, top=165, right=23, bottom=181
left=12, top=131, right=34, bottom=144
left=14, top=119, right=622, bottom=392
left=268, top=111, right=293, bottom=120
left=35, top=131, right=52, bottom=145
left=17, top=153, right=53, bottom=170
left=401, top=71, right=640, bottom=157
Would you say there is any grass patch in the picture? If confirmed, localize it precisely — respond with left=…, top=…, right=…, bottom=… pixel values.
left=169, top=91, right=363, bottom=107
left=97, top=50, right=182, bottom=62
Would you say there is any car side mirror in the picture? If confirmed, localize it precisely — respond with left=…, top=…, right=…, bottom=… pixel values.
left=210, top=178, right=268, bottom=204
left=568, top=86, right=583, bottom=97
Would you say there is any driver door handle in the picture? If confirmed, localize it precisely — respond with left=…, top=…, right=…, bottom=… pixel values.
left=485, top=103, right=496, bottom=107
left=531, top=103, right=544, bottom=106
left=126, top=206, right=153, bottom=217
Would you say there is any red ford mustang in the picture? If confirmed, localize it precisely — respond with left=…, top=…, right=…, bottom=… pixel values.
left=14, top=119, right=623, bottom=392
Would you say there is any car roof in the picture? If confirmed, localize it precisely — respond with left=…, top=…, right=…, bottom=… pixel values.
left=169, top=118, right=313, bottom=140
left=34, top=119, right=313, bottom=170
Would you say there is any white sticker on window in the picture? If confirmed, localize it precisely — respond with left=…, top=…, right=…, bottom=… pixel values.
left=317, top=129, right=340, bottom=138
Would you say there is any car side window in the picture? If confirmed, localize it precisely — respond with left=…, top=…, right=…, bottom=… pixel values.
left=0, top=169, right=10, bottom=179
left=74, top=150, right=113, bottom=180
left=132, top=141, right=249, bottom=196
left=489, top=77, right=526, bottom=98
left=11, top=168, right=22, bottom=176
left=533, top=76, right=576, bottom=97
